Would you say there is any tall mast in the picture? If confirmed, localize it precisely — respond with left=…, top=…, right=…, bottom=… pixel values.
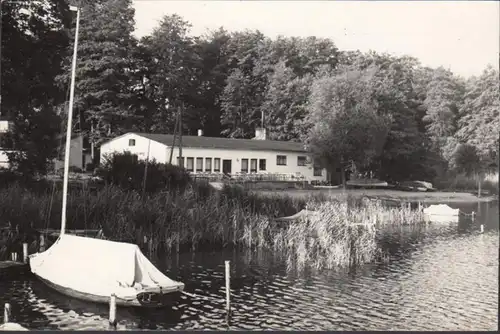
left=61, top=6, right=80, bottom=236
left=179, top=103, right=183, bottom=165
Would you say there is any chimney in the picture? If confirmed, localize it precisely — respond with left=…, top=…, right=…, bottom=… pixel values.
left=253, top=128, right=267, bottom=140
left=197, top=129, right=203, bottom=136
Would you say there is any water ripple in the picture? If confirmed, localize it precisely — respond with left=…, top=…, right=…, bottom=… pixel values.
left=1, top=203, right=498, bottom=331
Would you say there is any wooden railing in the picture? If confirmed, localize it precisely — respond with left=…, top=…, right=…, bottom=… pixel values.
left=191, top=172, right=308, bottom=183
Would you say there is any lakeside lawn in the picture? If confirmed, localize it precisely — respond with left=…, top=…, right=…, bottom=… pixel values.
left=252, top=188, right=499, bottom=203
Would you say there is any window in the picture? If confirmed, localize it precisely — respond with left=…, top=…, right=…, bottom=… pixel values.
left=196, top=157, right=203, bottom=172
left=186, top=157, right=194, bottom=172
left=250, top=159, right=257, bottom=173
left=241, top=159, right=249, bottom=173
left=177, top=157, right=185, bottom=167
left=214, top=158, right=221, bottom=172
left=313, top=164, right=322, bottom=176
left=276, top=155, right=287, bottom=166
left=259, top=159, right=266, bottom=171
left=128, top=139, right=135, bottom=146
left=297, top=156, right=307, bottom=166
left=205, top=158, right=212, bottom=172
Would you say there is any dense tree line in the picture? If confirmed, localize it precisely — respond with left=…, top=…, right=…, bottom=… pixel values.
left=1, top=0, right=498, bottom=184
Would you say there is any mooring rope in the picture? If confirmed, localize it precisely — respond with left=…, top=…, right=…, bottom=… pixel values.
left=458, top=210, right=476, bottom=217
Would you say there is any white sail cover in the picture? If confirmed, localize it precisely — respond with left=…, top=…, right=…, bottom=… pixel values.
left=423, top=204, right=460, bottom=216
left=423, top=204, right=460, bottom=224
left=30, top=234, right=183, bottom=300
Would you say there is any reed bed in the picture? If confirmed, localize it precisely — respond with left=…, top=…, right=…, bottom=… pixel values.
left=0, top=182, right=427, bottom=269
left=239, top=197, right=424, bottom=270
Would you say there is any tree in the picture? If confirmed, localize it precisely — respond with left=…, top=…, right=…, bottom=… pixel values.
left=3, top=106, right=61, bottom=176
left=139, top=14, right=202, bottom=134
left=456, top=66, right=499, bottom=163
left=190, top=28, right=233, bottom=136
left=421, top=67, right=465, bottom=159
left=55, top=0, right=138, bottom=157
left=343, top=52, right=440, bottom=182
left=450, top=143, right=481, bottom=176
left=219, top=30, right=268, bottom=138
left=304, top=67, right=392, bottom=188
left=1, top=0, right=70, bottom=176
left=260, top=61, right=312, bottom=141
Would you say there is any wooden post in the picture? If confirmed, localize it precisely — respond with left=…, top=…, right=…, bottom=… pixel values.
left=39, top=235, right=45, bottom=252
left=22, top=243, right=28, bottom=264
left=3, top=303, right=10, bottom=324
left=478, top=173, right=482, bottom=198
left=225, top=261, right=231, bottom=313
left=10, top=252, right=17, bottom=262
left=480, top=224, right=484, bottom=233
left=109, top=294, right=117, bottom=328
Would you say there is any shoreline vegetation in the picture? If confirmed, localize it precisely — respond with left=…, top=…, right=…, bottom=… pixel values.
left=0, top=157, right=497, bottom=270
left=253, top=188, right=498, bottom=204
left=1, top=171, right=494, bottom=270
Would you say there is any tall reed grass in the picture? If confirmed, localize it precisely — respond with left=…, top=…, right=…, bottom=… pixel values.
left=0, top=182, right=427, bottom=269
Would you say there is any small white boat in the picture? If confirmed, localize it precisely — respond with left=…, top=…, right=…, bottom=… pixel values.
left=423, top=204, right=460, bottom=223
left=30, top=235, right=184, bottom=307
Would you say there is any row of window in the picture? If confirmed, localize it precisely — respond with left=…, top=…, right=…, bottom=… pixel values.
left=177, top=156, right=322, bottom=176
left=240, top=158, right=266, bottom=173
left=128, top=137, right=311, bottom=168
left=178, top=157, right=221, bottom=172
left=275, top=155, right=312, bottom=166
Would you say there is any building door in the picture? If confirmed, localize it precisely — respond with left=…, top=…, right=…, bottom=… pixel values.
left=222, top=159, right=232, bottom=174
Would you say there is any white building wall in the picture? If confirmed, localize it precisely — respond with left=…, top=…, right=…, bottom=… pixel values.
left=53, top=136, right=86, bottom=171
left=100, top=133, right=327, bottom=182
left=0, top=120, right=13, bottom=133
left=0, top=150, right=12, bottom=169
left=100, top=133, right=168, bottom=164
left=168, top=146, right=327, bottom=182
left=0, top=134, right=88, bottom=171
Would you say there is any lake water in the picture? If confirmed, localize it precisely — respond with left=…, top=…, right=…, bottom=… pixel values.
left=1, top=201, right=498, bottom=331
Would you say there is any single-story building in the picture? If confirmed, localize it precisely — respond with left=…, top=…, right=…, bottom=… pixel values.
left=52, top=134, right=92, bottom=172
left=0, top=119, right=13, bottom=133
left=0, top=121, right=14, bottom=169
left=1, top=117, right=91, bottom=171
left=100, top=128, right=328, bottom=182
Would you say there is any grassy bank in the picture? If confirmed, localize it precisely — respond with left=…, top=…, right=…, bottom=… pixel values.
left=0, top=182, right=426, bottom=269
left=434, top=172, right=499, bottom=195
left=254, top=188, right=498, bottom=203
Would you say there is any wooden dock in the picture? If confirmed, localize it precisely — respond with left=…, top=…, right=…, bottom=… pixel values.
left=0, top=261, right=30, bottom=278
left=0, top=261, right=27, bottom=270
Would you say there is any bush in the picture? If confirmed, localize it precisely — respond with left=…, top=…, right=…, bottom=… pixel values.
left=69, top=166, right=83, bottom=173
left=96, top=152, right=192, bottom=193
left=85, top=162, right=95, bottom=172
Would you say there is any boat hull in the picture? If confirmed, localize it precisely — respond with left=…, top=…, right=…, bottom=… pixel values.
left=35, top=275, right=183, bottom=308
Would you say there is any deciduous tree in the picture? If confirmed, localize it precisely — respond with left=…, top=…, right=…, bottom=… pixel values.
left=304, top=66, right=392, bottom=188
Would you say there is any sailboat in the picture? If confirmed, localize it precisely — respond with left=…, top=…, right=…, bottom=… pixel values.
left=28, top=5, right=184, bottom=308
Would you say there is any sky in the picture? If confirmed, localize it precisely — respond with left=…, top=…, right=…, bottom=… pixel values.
left=132, top=0, right=499, bottom=78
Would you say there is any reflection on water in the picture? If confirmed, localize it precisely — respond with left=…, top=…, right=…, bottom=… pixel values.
left=1, top=202, right=498, bottom=331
